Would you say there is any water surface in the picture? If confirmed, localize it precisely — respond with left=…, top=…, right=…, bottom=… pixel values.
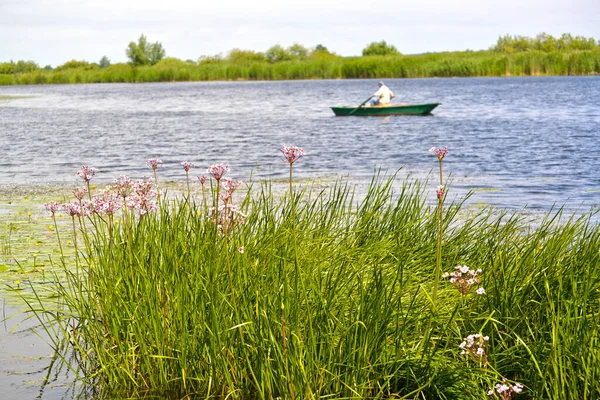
left=1, top=77, right=598, bottom=212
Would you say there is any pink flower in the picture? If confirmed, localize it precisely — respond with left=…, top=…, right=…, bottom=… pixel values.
left=207, top=164, right=229, bottom=181
left=147, top=157, right=163, bottom=171
left=181, top=161, right=196, bottom=172
left=488, top=379, right=524, bottom=398
left=460, top=333, right=489, bottom=363
left=62, top=201, right=85, bottom=217
left=92, top=190, right=121, bottom=216
left=198, top=175, right=207, bottom=185
left=113, top=176, right=133, bottom=199
left=127, top=179, right=158, bottom=216
left=221, top=177, right=243, bottom=195
left=429, top=146, right=448, bottom=161
left=436, top=185, right=445, bottom=199
left=44, top=202, right=60, bottom=215
left=280, top=146, right=305, bottom=164
left=73, top=186, right=88, bottom=201
left=443, top=265, right=482, bottom=295
left=238, top=247, right=244, bottom=254
left=77, top=165, right=97, bottom=183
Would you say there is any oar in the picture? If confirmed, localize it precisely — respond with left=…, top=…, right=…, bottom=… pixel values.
left=347, top=96, right=372, bottom=116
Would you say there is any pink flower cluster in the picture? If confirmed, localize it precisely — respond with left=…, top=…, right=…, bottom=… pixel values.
left=198, top=175, right=207, bottom=185
left=181, top=161, right=196, bottom=172
left=442, top=265, right=485, bottom=295
left=460, top=333, right=489, bottom=363
left=44, top=202, right=60, bottom=215
left=73, top=186, right=88, bottom=201
left=429, top=146, right=449, bottom=161
left=436, top=185, right=445, bottom=200
left=220, top=177, right=244, bottom=202
left=207, top=164, right=229, bottom=181
left=280, top=146, right=305, bottom=164
left=92, top=189, right=121, bottom=216
left=77, top=165, right=97, bottom=183
left=209, top=204, right=247, bottom=235
left=113, top=175, right=133, bottom=199
left=147, top=157, right=163, bottom=171
left=128, top=179, right=158, bottom=216
left=488, top=379, right=524, bottom=399
left=62, top=201, right=87, bottom=217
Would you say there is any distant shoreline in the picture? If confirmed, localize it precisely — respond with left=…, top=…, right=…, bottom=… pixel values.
left=2, top=49, right=599, bottom=86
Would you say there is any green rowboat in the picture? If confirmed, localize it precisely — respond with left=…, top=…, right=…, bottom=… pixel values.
left=331, top=103, right=440, bottom=116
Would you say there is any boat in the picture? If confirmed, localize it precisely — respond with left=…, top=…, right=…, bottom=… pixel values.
left=331, top=103, right=440, bottom=116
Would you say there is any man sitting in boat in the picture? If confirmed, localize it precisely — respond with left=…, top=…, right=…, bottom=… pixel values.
left=369, top=81, right=395, bottom=106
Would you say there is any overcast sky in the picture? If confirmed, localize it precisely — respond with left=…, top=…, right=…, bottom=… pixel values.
left=1, top=0, right=599, bottom=67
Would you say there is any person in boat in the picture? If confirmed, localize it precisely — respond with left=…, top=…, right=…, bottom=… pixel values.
left=369, top=81, right=395, bottom=106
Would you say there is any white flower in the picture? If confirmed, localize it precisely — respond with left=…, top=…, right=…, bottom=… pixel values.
left=476, top=287, right=486, bottom=295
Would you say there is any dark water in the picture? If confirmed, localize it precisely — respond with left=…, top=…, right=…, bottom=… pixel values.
left=0, top=77, right=599, bottom=398
left=1, top=76, right=599, bottom=212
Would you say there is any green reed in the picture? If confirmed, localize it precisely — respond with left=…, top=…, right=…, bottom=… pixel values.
left=2, top=49, right=599, bottom=86
left=20, top=173, right=600, bottom=399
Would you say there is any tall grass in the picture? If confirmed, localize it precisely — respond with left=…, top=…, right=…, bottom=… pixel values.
left=2, top=49, right=599, bottom=86
left=23, top=167, right=600, bottom=398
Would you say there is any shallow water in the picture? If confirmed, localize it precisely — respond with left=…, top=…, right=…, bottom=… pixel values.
left=1, top=76, right=599, bottom=212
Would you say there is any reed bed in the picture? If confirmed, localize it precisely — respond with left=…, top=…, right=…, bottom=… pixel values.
left=19, top=152, right=599, bottom=399
left=2, top=49, right=599, bottom=86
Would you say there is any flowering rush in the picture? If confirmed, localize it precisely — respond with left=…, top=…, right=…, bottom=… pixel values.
left=73, top=186, right=88, bottom=201
left=460, top=333, right=489, bottom=364
left=147, top=157, right=163, bottom=171
left=77, top=165, right=97, bottom=183
left=429, top=146, right=448, bottom=161
left=436, top=185, right=445, bottom=200
left=92, top=190, right=121, bottom=216
left=181, top=161, right=196, bottom=172
left=128, top=179, right=158, bottom=216
left=207, top=164, right=229, bottom=181
left=62, top=201, right=86, bottom=217
left=198, top=175, right=207, bottom=185
left=44, top=202, right=60, bottom=215
left=280, top=146, right=305, bottom=164
left=442, top=265, right=485, bottom=295
left=209, top=204, right=246, bottom=234
left=113, top=175, right=133, bottom=199
left=488, top=378, right=524, bottom=399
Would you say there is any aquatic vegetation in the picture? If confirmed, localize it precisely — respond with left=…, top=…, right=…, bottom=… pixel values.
left=2, top=152, right=598, bottom=399
left=430, top=145, right=449, bottom=306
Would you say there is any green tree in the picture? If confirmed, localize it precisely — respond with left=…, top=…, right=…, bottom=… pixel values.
left=265, top=44, right=292, bottom=63
left=54, top=60, right=98, bottom=71
left=0, top=60, right=40, bottom=74
left=362, top=40, right=400, bottom=56
left=227, top=49, right=266, bottom=64
left=99, top=56, right=111, bottom=69
left=315, top=44, right=329, bottom=53
left=287, top=43, right=309, bottom=59
left=126, top=34, right=166, bottom=66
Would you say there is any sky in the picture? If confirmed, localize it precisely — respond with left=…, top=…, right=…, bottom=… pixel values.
left=1, top=0, right=599, bottom=67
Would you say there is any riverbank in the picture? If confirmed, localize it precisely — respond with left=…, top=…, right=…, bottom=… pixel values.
left=1, top=49, right=599, bottom=86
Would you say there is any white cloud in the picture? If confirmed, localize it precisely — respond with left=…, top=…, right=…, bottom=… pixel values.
left=1, top=0, right=598, bottom=66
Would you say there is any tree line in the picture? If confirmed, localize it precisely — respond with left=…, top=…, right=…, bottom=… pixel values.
left=0, top=33, right=598, bottom=84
